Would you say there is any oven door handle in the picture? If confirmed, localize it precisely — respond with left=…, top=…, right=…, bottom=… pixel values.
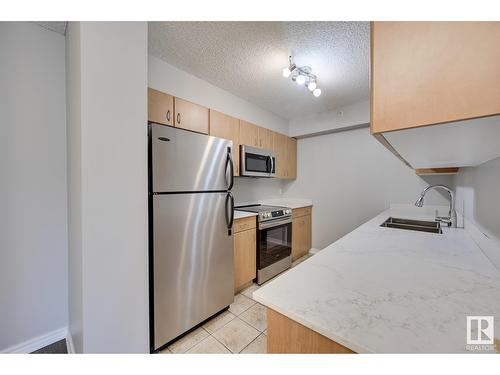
left=259, top=217, right=292, bottom=230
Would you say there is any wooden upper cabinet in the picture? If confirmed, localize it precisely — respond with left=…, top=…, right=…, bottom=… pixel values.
left=258, top=127, right=274, bottom=150
left=286, top=137, right=297, bottom=179
left=239, top=120, right=260, bottom=147
left=371, top=22, right=500, bottom=134
left=148, top=88, right=173, bottom=126
left=174, top=97, right=209, bottom=134
left=209, top=109, right=240, bottom=176
left=273, top=132, right=288, bottom=178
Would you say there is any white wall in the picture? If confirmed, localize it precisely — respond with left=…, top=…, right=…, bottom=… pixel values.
left=283, top=127, right=453, bottom=250
left=66, top=21, right=149, bottom=353
left=453, top=157, right=500, bottom=243
left=65, top=21, right=83, bottom=354
left=233, top=178, right=283, bottom=205
left=0, top=22, right=68, bottom=352
left=289, top=99, right=370, bottom=137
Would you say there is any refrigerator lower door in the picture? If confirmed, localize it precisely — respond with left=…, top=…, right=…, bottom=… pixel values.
left=151, top=124, right=233, bottom=193
left=152, top=192, right=234, bottom=350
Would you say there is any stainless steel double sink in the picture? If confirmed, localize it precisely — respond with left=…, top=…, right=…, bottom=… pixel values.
left=380, top=217, right=443, bottom=234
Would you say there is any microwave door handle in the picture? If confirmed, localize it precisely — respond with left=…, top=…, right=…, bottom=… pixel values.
left=266, top=156, right=271, bottom=174
left=271, top=156, right=275, bottom=174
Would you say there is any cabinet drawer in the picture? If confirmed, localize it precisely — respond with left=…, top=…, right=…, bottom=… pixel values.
left=292, top=206, right=312, bottom=219
left=233, top=216, right=257, bottom=233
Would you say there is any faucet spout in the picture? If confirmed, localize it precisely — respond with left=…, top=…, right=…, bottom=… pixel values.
left=415, top=184, right=457, bottom=228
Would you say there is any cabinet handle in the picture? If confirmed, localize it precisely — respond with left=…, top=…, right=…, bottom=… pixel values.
left=166, top=110, right=171, bottom=122
left=177, top=113, right=181, bottom=124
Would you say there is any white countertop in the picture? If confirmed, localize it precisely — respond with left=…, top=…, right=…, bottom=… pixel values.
left=234, top=211, right=258, bottom=220
left=253, top=205, right=500, bottom=353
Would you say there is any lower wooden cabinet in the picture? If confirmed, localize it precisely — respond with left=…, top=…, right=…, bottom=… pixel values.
left=291, top=207, right=312, bottom=261
left=267, top=309, right=355, bottom=353
left=233, top=217, right=257, bottom=292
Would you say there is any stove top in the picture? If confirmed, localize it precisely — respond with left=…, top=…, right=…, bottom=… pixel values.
left=235, top=204, right=292, bottom=222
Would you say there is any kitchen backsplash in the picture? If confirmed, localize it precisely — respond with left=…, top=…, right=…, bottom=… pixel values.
left=232, top=177, right=284, bottom=205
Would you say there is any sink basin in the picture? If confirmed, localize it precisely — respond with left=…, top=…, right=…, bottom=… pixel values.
left=380, top=217, right=442, bottom=234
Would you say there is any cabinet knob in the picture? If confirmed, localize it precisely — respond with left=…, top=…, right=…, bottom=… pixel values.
left=166, top=110, right=171, bottom=122
left=177, top=113, right=181, bottom=124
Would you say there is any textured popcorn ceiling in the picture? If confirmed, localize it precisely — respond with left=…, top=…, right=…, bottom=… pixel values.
left=149, top=22, right=370, bottom=119
left=33, top=22, right=67, bottom=35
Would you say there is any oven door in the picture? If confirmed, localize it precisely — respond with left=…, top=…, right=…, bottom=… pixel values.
left=257, top=218, right=292, bottom=283
left=241, top=145, right=276, bottom=177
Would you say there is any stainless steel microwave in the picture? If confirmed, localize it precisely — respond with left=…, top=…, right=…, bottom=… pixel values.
left=240, top=145, right=276, bottom=177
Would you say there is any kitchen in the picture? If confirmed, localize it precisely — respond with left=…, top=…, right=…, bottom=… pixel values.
left=1, top=6, right=500, bottom=374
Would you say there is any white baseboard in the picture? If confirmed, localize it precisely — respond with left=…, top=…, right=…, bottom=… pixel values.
left=309, top=248, right=321, bottom=254
left=0, top=327, right=68, bottom=354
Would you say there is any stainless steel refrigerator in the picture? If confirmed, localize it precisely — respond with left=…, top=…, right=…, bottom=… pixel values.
left=148, top=123, right=235, bottom=352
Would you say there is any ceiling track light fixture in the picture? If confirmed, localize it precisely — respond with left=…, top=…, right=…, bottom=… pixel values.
left=282, top=56, right=321, bottom=97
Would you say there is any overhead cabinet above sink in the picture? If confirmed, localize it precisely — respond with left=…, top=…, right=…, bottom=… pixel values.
left=371, top=22, right=500, bottom=172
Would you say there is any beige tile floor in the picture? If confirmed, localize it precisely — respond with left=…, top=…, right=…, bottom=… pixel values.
left=161, top=252, right=313, bottom=354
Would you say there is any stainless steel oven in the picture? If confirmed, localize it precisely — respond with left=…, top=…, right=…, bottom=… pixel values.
left=257, top=216, right=292, bottom=284
left=235, top=204, right=292, bottom=284
left=240, top=145, right=276, bottom=177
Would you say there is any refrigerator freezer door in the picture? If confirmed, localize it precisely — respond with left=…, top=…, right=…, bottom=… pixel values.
left=152, top=192, right=234, bottom=349
left=151, top=124, right=233, bottom=193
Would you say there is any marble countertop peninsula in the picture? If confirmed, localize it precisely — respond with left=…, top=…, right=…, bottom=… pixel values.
left=253, top=205, right=500, bottom=353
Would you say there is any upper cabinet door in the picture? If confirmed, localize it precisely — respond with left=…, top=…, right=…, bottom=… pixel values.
left=148, top=88, right=174, bottom=126
left=258, top=127, right=273, bottom=150
left=286, top=138, right=297, bottom=179
left=239, top=120, right=259, bottom=147
left=174, top=97, right=209, bottom=134
left=371, top=22, right=500, bottom=134
left=209, top=109, right=240, bottom=176
left=272, top=132, right=288, bottom=178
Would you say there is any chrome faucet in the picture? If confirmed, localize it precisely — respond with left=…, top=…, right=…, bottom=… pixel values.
left=415, top=184, right=457, bottom=228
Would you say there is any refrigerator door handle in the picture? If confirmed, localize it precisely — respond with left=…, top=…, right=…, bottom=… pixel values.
left=226, top=147, right=234, bottom=190
left=225, top=192, right=234, bottom=235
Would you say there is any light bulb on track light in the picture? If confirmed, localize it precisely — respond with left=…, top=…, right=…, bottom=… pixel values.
left=296, top=74, right=306, bottom=85
left=313, top=88, right=322, bottom=97
left=307, top=81, right=317, bottom=91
